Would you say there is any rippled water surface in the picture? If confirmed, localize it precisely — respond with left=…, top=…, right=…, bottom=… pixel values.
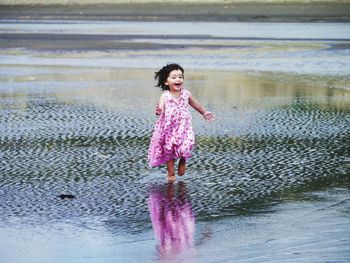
left=0, top=20, right=350, bottom=263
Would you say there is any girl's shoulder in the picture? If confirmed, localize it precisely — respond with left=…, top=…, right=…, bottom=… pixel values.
left=182, top=88, right=191, bottom=98
left=161, top=90, right=170, bottom=99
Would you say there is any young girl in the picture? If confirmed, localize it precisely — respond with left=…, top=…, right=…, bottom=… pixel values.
left=148, top=63, right=215, bottom=181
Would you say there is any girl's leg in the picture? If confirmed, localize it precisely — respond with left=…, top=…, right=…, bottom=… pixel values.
left=178, top=158, right=186, bottom=176
left=167, top=159, right=176, bottom=181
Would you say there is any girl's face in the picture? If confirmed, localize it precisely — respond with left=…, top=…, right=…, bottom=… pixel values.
left=165, top=69, right=184, bottom=92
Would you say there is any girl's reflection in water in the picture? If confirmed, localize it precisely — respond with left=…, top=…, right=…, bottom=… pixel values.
left=148, top=181, right=195, bottom=257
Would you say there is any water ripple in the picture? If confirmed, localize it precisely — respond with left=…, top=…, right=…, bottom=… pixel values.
left=0, top=89, right=349, bottom=233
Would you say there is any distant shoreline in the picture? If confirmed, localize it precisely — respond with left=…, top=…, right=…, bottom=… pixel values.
left=1, top=0, right=349, bottom=4
left=1, top=2, right=350, bottom=22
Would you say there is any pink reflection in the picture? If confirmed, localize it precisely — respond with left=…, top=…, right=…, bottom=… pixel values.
left=148, top=182, right=195, bottom=256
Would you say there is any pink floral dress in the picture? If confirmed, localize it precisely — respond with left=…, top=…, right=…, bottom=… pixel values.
left=148, top=88, right=195, bottom=167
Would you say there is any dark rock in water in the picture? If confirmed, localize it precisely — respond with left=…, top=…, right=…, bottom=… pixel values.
left=58, top=194, right=76, bottom=200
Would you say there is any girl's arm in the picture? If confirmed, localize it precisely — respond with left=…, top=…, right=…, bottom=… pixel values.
left=189, top=94, right=215, bottom=122
left=155, top=94, right=165, bottom=115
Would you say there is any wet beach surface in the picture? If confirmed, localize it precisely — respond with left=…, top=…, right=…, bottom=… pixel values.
left=0, top=20, right=350, bottom=262
left=1, top=2, right=350, bottom=22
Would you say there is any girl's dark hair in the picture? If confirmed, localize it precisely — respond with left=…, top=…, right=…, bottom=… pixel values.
left=154, top=63, right=184, bottom=91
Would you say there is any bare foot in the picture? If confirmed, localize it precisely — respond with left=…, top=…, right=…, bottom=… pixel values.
left=178, top=158, right=186, bottom=176
left=167, top=173, right=176, bottom=182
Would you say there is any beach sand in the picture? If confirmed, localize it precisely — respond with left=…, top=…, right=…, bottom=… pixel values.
left=0, top=13, right=349, bottom=263
left=0, top=1, right=350, bottom=22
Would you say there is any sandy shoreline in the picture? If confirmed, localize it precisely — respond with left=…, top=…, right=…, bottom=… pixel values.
left=1, top=61, right=349, bottom=262
left=0, top=2, right=350, bottom=22
left=1, top=21, right=349, bottom=81
left=1, top=32, right=350, bottom=52
left=1, top=15, right=349, bottom=262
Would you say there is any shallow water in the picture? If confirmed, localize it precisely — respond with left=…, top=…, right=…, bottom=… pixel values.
left=0, top=20, right=350, bottom=262
left=1, top=21, right=350, bottom=76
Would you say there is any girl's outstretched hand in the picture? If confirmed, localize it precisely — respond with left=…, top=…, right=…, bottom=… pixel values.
left=203, top=111, right=215, bottom=122
left=155, top=103, right=162, bottom=115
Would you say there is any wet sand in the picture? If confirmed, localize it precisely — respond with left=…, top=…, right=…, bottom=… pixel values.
left=1, top=187, right=349, bottom=263
left=1, top=2, right=350, bottom=22
left=1, top=21, right=349, bottom=84
left=0, top=19, right=350, bottom=262
left=1, top=65, right=350, bottom=262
